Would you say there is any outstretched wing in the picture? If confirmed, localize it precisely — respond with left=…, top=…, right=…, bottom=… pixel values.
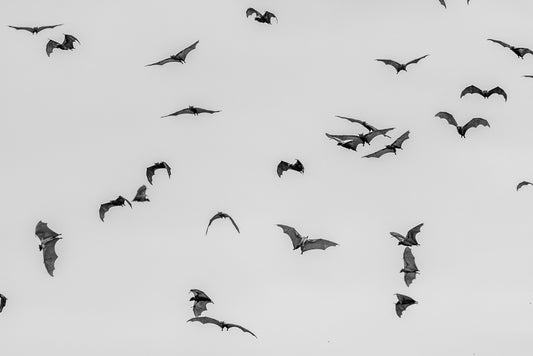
left=36, top=24, right=63, bottom=32
left=301, top=239, right=338, bottom=253
left=146, top=165, right=156, bottom=184
left=146, top=57, right=175, bottom=67
left=43, top=238, right=61, bottom=277
left=276, top=224, right=303, bottom=249
left=339, top=138, right=364, bottom=151
left=376, top=59, right=402, bottom=72
left=488, top=39, right=512, bottom=49
left=391, top=131, right=410, bottom=149
left=227, top=215, right=241, bottom=233
left=193, top=300, right=211, bottom=317
left=363, top=147, right=394, bottom=158
left=277, top=161, right=290, bottom=177
left=292, top=159, right=304, bottom=173
left=190, top=289, right=211, bottom=300
left=194, top=108, right=221, bottom=114
left=460, top=85, right=483, bottom=98
left=487, top=87, right=507, bottom=101
left=405, top=223, right=424, bottom=245
left=133, top=185, right=149, bottom=202
left=390, top=232, right=406, bottom=243
left=263, top=11, right=278, bottom=23
left=35, top=221, right=61, bottom=243
left=404, top=272, right=417, bottom=287
left=99, top=202, right=112, bottom=221
left=435, top=112, right=458, bottom=127
left=8, top=25, right=34, bottom=32
left=335, top=116, right=378, bottom=131
left=175, top=40, right=199, bottom=62
left=62, top=34, right=79, bottom=49
left=463, top=118, right=490, bottom=134
left=364, top=128, right=394, bottom=143
left=403, top=247, right=418, bottom=271
left=325, top=133, right=359, bottom=143
left=226, top=323, right=257, bottom=338
left=161, top=108, right=194, bottom=118
left=246, top=8, right=262, bottom=18
left=46, top=39, right=60, bottom=56
left=405, top=54, right=429, bottom=67
left=205, top=213, right=222, bottom=235
left=187, top=316, right=223, bottom=328
left=517, top=181, right=533, bottom=190
left=161, top=162, right=172, bottom=179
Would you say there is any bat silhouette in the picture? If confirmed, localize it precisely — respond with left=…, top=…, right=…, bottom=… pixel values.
left=190, top=289, right=213, bottom=317
left=435, top=112, right=490, bottom=138
left=517, top=181, right=533, bottom=191
left=395, top=294, right=417, bottom=318
left=188, top=316, right=257, bottom=338
left=363, top=131, right=410, bottom=158
left=401, top=247, right=419, bottom=287
left=146, top=162, right=171, bottom=185
left=438, top=0, right=446, bottom=8
left=488, top=39, right=533, bottom=59
left=335, top=115, right=383, bottom=132
left=524, top=75, right=533, bottom=79
left=9, top=24, right=62, bottom=34
left=132, top=185, right=149, bottom=202
left=35, top=221, right=62, bottom=276
left=277, top=159, right=304, bottom=177
left=99, top=196, right=132, bottom=222
left=161, top=106, right=220, bottom=118
left=460, top=85, right=507, bottom=101
left=376, top=55, right=429, bottom=73
left=146, top=40, right=199, bottom=66
left=46, top=34, right=79, bottom=57
left=206, top=212, right=240, bottom=235
left=0, top=294, right=6, bottom=313
left=246, top=8, right=277, bottom=24
left=326, top=128, right=394, bottom=152
left=390, top=223, right=424, bottom=247
left=277, top=224, right=338, bottom=254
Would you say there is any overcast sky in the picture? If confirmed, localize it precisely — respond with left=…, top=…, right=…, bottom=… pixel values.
left=1, top=0, right=533, bottom=355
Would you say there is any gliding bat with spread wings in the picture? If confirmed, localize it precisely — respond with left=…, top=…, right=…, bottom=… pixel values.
left=189, top=289, right=213, bottom=317
left=46, top=34, right=79, bottom=56
left=161, top=106, right=220, bottom=118
left=460, top=85, right=507, bottom=101
left=390, top=223, right=424, bottom=247
left=146, top=40, right=199, bottom=66
left=488, top=39, right=533, bottom=59
left=277, top=159, right=304, bottom=177
left=326, top=128, right=393, bottom=152
left=376, top=55, right=429, bottom=73
left=246, top=8, right=277, bottom=24
left=188, top=316, right=257, bottom=338
left=277, top=224, right=338, bottom=254
left=206, top=212, right=240, bottom=235
left=9, top=24, right=62, bottom=34
left=99, top=196, right=132, bottom=221
left=35, top=221, right=63, bottom=276
left=146, top=162, right=171, bottom=185
left=363, top=131, right=410, bottom=158
left=435, top=112, right=490, bottom=138
left=517, top=181, right=533, bottom=191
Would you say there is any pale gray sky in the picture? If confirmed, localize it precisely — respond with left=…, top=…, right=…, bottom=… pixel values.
left=1, top=0, right=533, bottom=355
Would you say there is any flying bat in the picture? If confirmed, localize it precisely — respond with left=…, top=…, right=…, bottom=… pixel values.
left=146, top=40, right=199, bottom=66
left=99, top=196, right=132, bottom=222
left=390, top=223, right=424, bottom=247
left=277, top=224, right=338, bottom=254
left=524, top=75, right=533, bottom=79
left=395, top=294, right=417, bottom=318
left=9, top=24, right=62, bottom=34
left=376, top=55, right=429, bottom=73
left=190, top=289, right=213, bottom=317
left=132, top=185, right=149, bottom=202
left=277, top=159, right=304, bottom=177
left=435, top=112, right=490, bottom=138
left=517, top=181, right=533, bottom=191
left=335, top=115, right=381, bottom=132
left=460, top=85, right=507, bottom=101
left=438, top=0, right=446, bottom=8
left=326, top=128, right=393, bottom=152
left=0, top=294, right=6, bottom=313
left=188, top=316, right=257, bottom=338
left=206, top=212, right=240, bottom=235
left=161, top=106, right=220, bottom=118
left=46, top=34, right=79, bottom=57
left=401, top=247, right=419, bottom=287
left=246, top=8, right=277, bottom=24
left=146, top=162, right=171, bottom=185
left=35, top=221, right=63, bottom=276
left=488, top=39, right=533, bottom=59
left=363, top=131, right=410, bottom=158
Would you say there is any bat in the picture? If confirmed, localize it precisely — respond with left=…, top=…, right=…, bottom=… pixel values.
left=161, top=106, right=220, bottom=118
left=517, top=181, right=533, bottom=191
left=146, top=162, right=171, bottom=185
left=401, top=247, right=419, bottom=287
left=277, top=224, right=338, bottom=254
left=326, top=128, right=394, bottom=152
left=460, top=85, right=507, bottom=101
left=35, top=221, right=63, bottom=276
left=390, top=223, right=424, bottom=247
left=0, top=294, right=6, bottom=313
left=46, top=34, right=79, bottom=57
left=9, top=24, right=62, bottom=34
left=363, top=131, right=410, bottom=158
left=435, top=112, right=490, bottom=138
left=246, top=8, right=277, bottom=24
left=395, top=294, right=417, bottom=318
left=524, top=75, right=533, bottom=79
left=488, top=39, right=533, bottom=59
left=335, top=115, right=381, bottom=132
left=277, top=159, right=304, bottom=177
left=99, top=196, right=132, bottom=222
left=132, top=185, right=149, bottom=202
left=438, top=0, right=446, bottom=8
left=376, top=55, right=429, bottom=73
left=188, top=316, right=257, bottom=338
left=190, top=289, right=213, bottom=317
left=146, top=40, right=199, bottom=66
left=206, top=212, right=240, bottom=235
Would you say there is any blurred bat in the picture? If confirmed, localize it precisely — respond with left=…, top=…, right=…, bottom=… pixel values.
left=517, top=181, right=533, bottom=191
left=277, top=224, right=338, bottom=254
left=46, top=34, right=79, bottom=56
left=0, top=294, right=6, bottom=313
left=161, top=106, right=220, bottom=118
left=99, top=196, right=132, bottom=222
left=488, top=39, right=533, bottom=59
left=246, top=8, right=277, bottom=24
left=395, top=294, right=417, bottom=318
left=390, top=223, right=424, bottom=247
left=401, top=247, right=419, bottom=287
left=206, top=212, right=240, bottom=235
left=277, top=159, right=304, bottom=177
left=435, top=112, right=490, bottom=138
left=438, top=0, right=446, bottom=8
left=9, top=24, right=62, bottom=34
left=190, top=289, right=213, bottom=317
left=35, top=221, right=63, bottom=276
left=146, top=40, right=199, bottom=66
left=188, top=316, right=257, bottom=338
left=376, top=55, right=429, bottom=73
left=460, top=85, right=507, bottom=101
left=363, top=131, right=410, bottom=158
left=326, top=128, right=393, bottom=152
left=132, top=185, right=149, bottom=202
left=146, top=162, right=171, bottom=185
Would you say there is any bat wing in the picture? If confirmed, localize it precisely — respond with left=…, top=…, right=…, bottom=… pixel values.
left=438, top=0, right=447, bottom=8
left=146, top=57, right=175, bottom=67
left=0, top=294, right=6, bottom=313
left=161, top=162, right=172, bottom=179
left=227, top=215, right=241, bottom=233
left=403, top=247, right=418, bottom=271
left=36, top=24, right=63, bottom=32
left=405, top=223, right=424, bottom=245
left=188, top=316, right=223, bottom=328
left=62, top=34, right=79, bottom=49
left=146, top=166, right=156, bottom=184
left=99, top=202, right=113, bottom=221
left=190, top=289, right=211, bottom=300
left=46, top=39, right=60, bottom=56
left=43, top=238, right=61, bottom=277
left=376, top=59, right=402, bottom=72
left=487, top=87, right=507, bottom=101
left=175, top=40, right=199, bottom=61
left=205, top=213, right=222, bottom=235
left=365, top=128, right=395, bottom=143
left=405, top=54, right=429, bottom=66
left=460, top=85, right=483, bottom=98
left=301, top=238, right=338, bottom=253
left=517, top=181, right=533, bottom=190
left=404, top=272, right=417, bottom=287
left=395, top=294, right=417, bottom=317
left=277, top=161, right=290, bottom=177
left=276, top=224, right=303, bottom=249
left=246, top=8, right=262, bottom=18
left=293, top=159, right=304, bottom=173
left=339, top=138, right=365, bottom=151
left=193, top=300, right=212, bottom=317
left=435, top=112, right=458, bottom=127
left=133, top=185, right=149, bottom=202
left=35, top=221, right=61, bottom=243
left=488, top=39, right=512, bottom=49
left=161, top=108, right=193, bottom=118
left=363, top=147, right=394, bottom=158
left=8, top=25, right=34, bottom=32
left=263, top=11, right=278, bottom=23
left=325, top=133, right=359, bottom=143
left=391, top=131, right=410, bottom=149
left=463, top=118, right=490, bottom=134
left=194, top=108, right=220, bottom=114
left=226, top=323, right=257, bottom=338
left=390, top=232, right=406, bottom=243
left=335, top=116, right=378, bottom=131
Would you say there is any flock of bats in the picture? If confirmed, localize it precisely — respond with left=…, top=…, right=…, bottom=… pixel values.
left=3, top=2, right=533, bottom=340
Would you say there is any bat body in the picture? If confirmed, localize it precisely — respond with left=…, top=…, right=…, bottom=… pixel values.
left=395, top=294, right=417, bottom=318
left=376, top=55, right=429, bottom=73
left=326, top=128, right=393, bottom=152
left=0, top=294, right=6, bottom=313
left=435, top=112, right=490, bottom=138
left=99, top=196, right=132, bottom=222
left=390, top=223, right=424, bottom=247
left=460, top=85, right=507, bottom=101
left=206, top=212, right=240, bottom=235
left=517, top=181, right=533, bottom=191
left=46, top=34, right=79, bottom=56
left=190, top=289, right=213, bottom=317
left=277, top=159, right=304, bottom=177
left=161, top=106, right=220, bottom=118
left=146, top=162, right=171, bottom=185
left=35, top=221, right=63, bottom=276
left=188, top=316, right=257, bottom=337
left=132, top=185, right=149, bottom=202
left=363, top=131, right=409, bottom=158
left=246, top=8, right=277, bottom=24
left=488, top=39, right=533, bottom=59
left=401, top=247, right=419, bottom=287
left=9, top=24, right=62, bottom=34
left=335, top=115, right=381, bottom=132
left=146, top=40, right=199, bottom=66
left=277, top=224, right=338, bottom=254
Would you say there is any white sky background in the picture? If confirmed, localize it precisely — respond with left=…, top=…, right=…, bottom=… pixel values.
left=1, top=0, right=533, bottom=354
